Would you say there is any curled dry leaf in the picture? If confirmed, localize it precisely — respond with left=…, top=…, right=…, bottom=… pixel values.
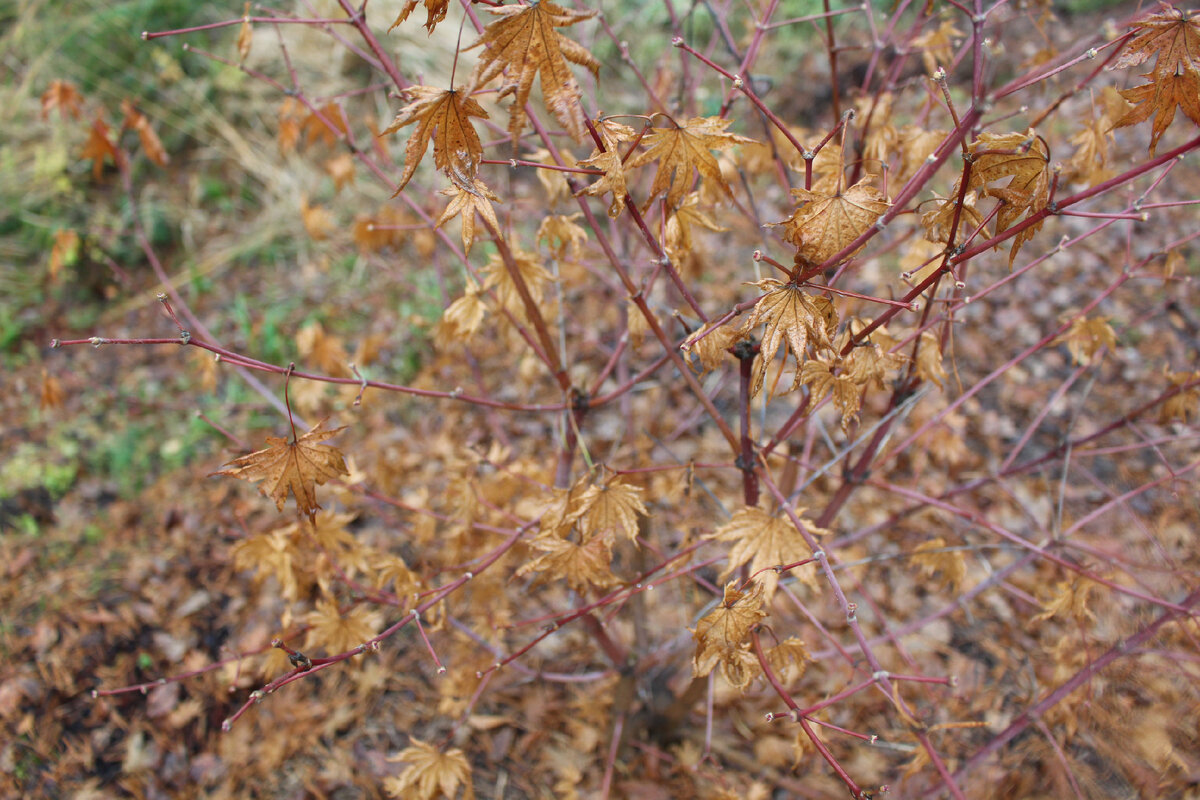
left=435, top=178, right=500, bottom=253
left=212, top=418, right=349, bottom=521
left=966, top=129, right=1049, bottom=266
left=692, top=580, right=767, bottom=689
left=389, top=0, right=451, bottom=34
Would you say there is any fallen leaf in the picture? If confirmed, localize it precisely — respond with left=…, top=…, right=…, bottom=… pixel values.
left=385, top=738, right=475, bottom=800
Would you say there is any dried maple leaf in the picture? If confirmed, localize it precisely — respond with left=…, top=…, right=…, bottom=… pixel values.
left=537, top=213, right=588, bottom=261
left=914, top=330, right=948, bottom=388
left=230, top=528, right=301, bottom=599
left=324, top=153, right=355, bottom=192
left=1114, top=71, right=1200, bottom=155
left=574, top=474, right=648, bottom=543
left=741, top=279, right=838, bottom=397
left=576, top=117, right=637, bottom=216
left=47, top=228, right=79, bottom=281
left=625, top=116, right=755, bottom=210
left=707, top=505, right=830, bottom=596
left=277, top=98, right=303, bottom=154
left=120, top=100, right=168, bottom=166
left=382, top=86, right=488, bottom=196
left=692, top=580, right=767, bottom=688
left=435, top=178, right=500, bottom=252
left=776, top=176, right=888, bottom=267
left=515, top=533, right=618, bottom=592
left=304, top=598, right=378, bottom=654
left=236, top=3, right=252, bottom=61
left=296, top=320, right=350, bottom=376
left=385, top=738, right=475, bottom=800
left=352, top=205, right=410, bottom=254
left=39, top=368, right=64, bottom=411
left=437, top=276, right=488, bottom=346
left=302, top=102, right=349, bottom=149
left=666, top=192, right=727, bottom=277
left=40, top=79, right=84, bottom=120
left=81, top=114, right=119, bottom=180
left=213, top=418, right=349, bottom=521
left=682, top=319, right=745, bottom=375
left=920, top=191, right=983, bottom=245
left=300, top=197, right=335, bottom=241
left=911, top=537, right=966, bottom=593
left=1159, top=368, right=1199, bottom=423
left=1113, top=5, right=1200, bottom=77
left=912, top=19, right=964, bottom=75
left=467, top=1, right=599, bottom=144
left=389, top=0, right=451, bottom=33
left=1033, top=578, right=1098, bottom=624
left=765, top=636, right=811, bottom=684
left=1057, top=316, right=1116, bottom=365
left=479, top=244, right=555, bottom=319
left=799, top=358, right=866, bottom=431
left=966, top=129, right=1049, bottom=265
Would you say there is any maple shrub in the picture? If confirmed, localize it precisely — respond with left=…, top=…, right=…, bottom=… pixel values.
left=46, top=1, right=1200, bottom=798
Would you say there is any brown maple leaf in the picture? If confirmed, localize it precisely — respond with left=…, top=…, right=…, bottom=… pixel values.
left=515, top=533, right=618, bottom=592
left=389, top=0, right=450, bottom=34
left=625, top=116, right=755, bottom=210
left=707, top=505, right=830, bottom=596
left=1057, top=316, right=1117, bottom=365
left=911, top=537, right=966, bottom=593
left=236, top=2, right=252, bottom=61
left=1115, top=70, right=1200, bottom=155
left=665, top=192, right=727, bottom=277
left=576, top=116, right=636, bottom=216
left=120, top=100, right=168, bottom=167
left=966, top=129, right=1049, bottom=265
left=692, top=580, right=767, bottom=689
left=40, top=79, right=84, bottom=121
left=435, top=178, right=501, bottom=253
left=777, top=176, right=889, bottom=266
left=382, top=86, right=488, bottom=195
left=1113, top=5, right=1200, bottom=78
left=741, top=279, right=838, bottom=397
left=301, top=102, right=349, bottom=148
left=467, top=1, right=599, bottom=144
left=304, top=598, right=378, bottom=655
left=573, top=474, right=648, bottom=543
left=213, top=418, right=349, bottom=520
left=81, top=114, right=119, bottom=180
left=1159, top=368, right=1200, bottom=424
left=385, top=738, right=475, bottom=800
